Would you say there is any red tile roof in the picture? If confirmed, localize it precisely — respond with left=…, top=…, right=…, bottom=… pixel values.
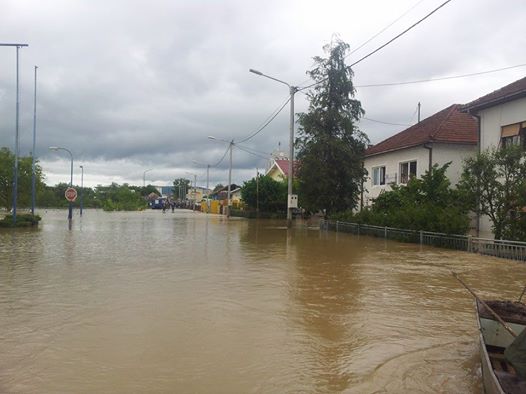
left=365, top=104, right=477, bottom=157
left=273, top=159, right=299, bottom=177
left=464, top=76, right=526, bottom=112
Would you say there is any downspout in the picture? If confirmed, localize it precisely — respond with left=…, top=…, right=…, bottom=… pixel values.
left=423, top=142, right=433, bottom=173
left=360, top=160, right=364, bottom=211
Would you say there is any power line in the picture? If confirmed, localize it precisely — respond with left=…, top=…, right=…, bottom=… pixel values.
left=211, top=145, right=231, bottom=167
left=236, top=96, right=291, bottom=144
left=297, top=0, right=428, bottom=88
left=347, top=0, right=428, bottom=59
left=235, top=144, right=269, bottom=160
left=236, top=143, right=271, bottom=157
left=361, top=117, right=410, bottom=127
left=299, top=0, right=453, bottom=92
left=355, top=63, right=526, bottom=88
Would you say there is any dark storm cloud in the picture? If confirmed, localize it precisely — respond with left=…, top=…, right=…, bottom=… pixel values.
left=1, top=0, right=525, bottom=186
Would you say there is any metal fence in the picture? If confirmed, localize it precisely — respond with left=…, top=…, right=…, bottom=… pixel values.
left=320, top=220, right=526, bottom=262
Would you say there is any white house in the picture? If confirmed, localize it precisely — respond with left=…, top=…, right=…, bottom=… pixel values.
left=463, top=76, right=526, bottom=237
left=362, top=104, right=478, bottom=207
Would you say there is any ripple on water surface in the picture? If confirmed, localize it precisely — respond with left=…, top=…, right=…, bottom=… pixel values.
left=1, top=209, right=524, bottom=392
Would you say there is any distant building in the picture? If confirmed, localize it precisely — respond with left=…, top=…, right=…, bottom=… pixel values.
left=266, top=147, right=299, bottom=182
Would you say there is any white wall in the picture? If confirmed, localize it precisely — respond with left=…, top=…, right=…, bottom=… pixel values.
left=432, top=143, right=476, bottom=185
left=363, top=146, right=429, bottom=205
left=479, top=97, right=526, bottom=151
left=476, top=96, right=526, bottom=237
left=363, top=143, right=476, bottom=206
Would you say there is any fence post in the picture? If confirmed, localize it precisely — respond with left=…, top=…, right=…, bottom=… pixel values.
left=336, top=221, right=339, bottom=232
left=358, top=223, right=360, bottom=236
left=419, top=230, right=423, bottom=245
left=467, top=235, right=472, bottom=253
left=384, top=226, right=387, bottom=239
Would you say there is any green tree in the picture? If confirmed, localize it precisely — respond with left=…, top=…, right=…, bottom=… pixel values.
left=459, top=145, right=526, bottom=240
left=95, top=183, right=146, bottom=211
left=296, top=40, right=368, bottom=215
left=241, top=175, right=287, bottom=213
left=0, top=147, right=45, bottom=209
left=173, top=178, right=191, bottom=199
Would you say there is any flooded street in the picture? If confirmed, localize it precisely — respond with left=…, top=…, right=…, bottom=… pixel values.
left=1, top=210, right=526, bottom=393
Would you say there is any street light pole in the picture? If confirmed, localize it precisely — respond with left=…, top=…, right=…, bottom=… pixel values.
left=49, top=146, right=74, bottom=221
left=1, top=43, right=29, bottom=225
left=249, top=68, right=297, bottom=228
left=143, top=169, right=153, bottom=188
left=208, top=136, right=235, bottom=218
left=227, top=140, right=233, bottom=218
left=79, top=165, right=84, bottom=216
left=192, top=160, right=211, bottom=212
left=31, top=65, right=38, bottom=216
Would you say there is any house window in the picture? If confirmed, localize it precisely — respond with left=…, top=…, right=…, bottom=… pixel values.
left=372, top=166, right=386, bottom=186
left=501, top=122, right=526, bottom=149
left=400, top=161, right=417, bottom=184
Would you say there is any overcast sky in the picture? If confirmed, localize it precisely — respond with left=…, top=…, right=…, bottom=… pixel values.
left=1, top=0, right=525, bottom=188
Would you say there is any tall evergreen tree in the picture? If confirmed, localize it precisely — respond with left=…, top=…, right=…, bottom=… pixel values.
left=296, top=40, right=368, bottom=215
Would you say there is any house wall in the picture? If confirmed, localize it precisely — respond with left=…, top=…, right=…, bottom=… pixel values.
left=267, top=166, right=285, bottom=182
left=363, top=146, right=429, bottom=205
left=476, top=96, right=526, bottom=237
left=479, top=97, right=526, bottom=151
left=363, top=143, right=476, bottom=207
left=432, top=143, right=477, bottom=185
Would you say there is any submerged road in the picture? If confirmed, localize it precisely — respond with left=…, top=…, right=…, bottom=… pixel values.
left=1, top=209, right=525, bottom=393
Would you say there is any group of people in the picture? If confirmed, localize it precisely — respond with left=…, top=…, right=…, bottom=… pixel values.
left=162, top=199, right=176, bottom=213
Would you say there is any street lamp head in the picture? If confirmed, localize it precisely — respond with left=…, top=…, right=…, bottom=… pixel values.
left=249, top=68, right=263, bottom=76
left=48, top=146, right=59, bottom=151
left=79, top=165, right=83, bottom=169
left=207, top=136, right=216, bottom=140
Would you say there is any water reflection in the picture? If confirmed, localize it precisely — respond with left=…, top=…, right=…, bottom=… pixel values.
left=1, top=210, right=524, bottom=392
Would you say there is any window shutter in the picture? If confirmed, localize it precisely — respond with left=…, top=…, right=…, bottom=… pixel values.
left=501, top=123, right=521, bottom=138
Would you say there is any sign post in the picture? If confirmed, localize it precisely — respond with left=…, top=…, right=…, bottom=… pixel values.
left=65, top=187, right=77, bottom=202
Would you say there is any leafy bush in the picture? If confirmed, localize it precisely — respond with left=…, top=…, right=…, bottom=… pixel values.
left=0, top=213, right=41, bottom=227
left=332, top=163, right=470, bottom=234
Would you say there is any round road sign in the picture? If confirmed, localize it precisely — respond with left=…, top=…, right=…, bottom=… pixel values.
left=65, top=187, right=77, bottom=202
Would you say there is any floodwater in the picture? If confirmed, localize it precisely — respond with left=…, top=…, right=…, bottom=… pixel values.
left=1, top=210, right=525, bottom=393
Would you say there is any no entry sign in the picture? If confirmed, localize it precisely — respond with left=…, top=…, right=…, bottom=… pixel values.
left=65, top=187, right=77, bottom=202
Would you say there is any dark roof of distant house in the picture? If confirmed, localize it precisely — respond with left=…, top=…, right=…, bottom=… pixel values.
left=210, top=184, right=241, bottom=196
left=272, top=159, right=299, bottom=177
left=463, top=76, right=526, bottom=113
left=365, top=104, right=478, bottom=157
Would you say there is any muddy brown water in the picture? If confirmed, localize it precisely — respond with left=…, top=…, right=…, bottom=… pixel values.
left=1, top=209, right=525, bottom=393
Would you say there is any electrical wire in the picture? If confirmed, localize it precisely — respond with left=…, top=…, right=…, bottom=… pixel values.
left=354, top=63, right=526, bottom=88
left=298, top=0, right=453, bottom=92
left=236, top=143, right=271, bottom=157
left=236, top=96, right=291, bottom=144
left=361, top=117, right=410, bottom=127
left=347, top=0, right=428, bottom=59
left=235, top=144, right=270, bottom=160
left=296, top=0, right=428, bottom=88
left=211, top=144, right=231, bottom=167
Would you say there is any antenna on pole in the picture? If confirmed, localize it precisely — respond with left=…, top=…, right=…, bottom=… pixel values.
left=417, top=102, right=421, bottom=123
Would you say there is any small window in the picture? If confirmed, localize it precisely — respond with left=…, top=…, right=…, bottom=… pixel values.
left=372, top=166, right=386, bottom=186
left=400, top=161, right=417, bottom=184
left=501, top=122, right=526, bottom=149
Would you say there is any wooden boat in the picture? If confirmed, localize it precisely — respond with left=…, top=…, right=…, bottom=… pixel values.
left=476, top=300, right=526, bottom=394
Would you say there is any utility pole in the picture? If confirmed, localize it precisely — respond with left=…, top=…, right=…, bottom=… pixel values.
left=227, top=140, right=233, bottom=217
left=418, top=102, right=421, bottom=123
left=1, top=43, right=29, bottom=225
left=31, top=65, right=38, bottom=215
left=256, top=168, right=259, bottom=214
